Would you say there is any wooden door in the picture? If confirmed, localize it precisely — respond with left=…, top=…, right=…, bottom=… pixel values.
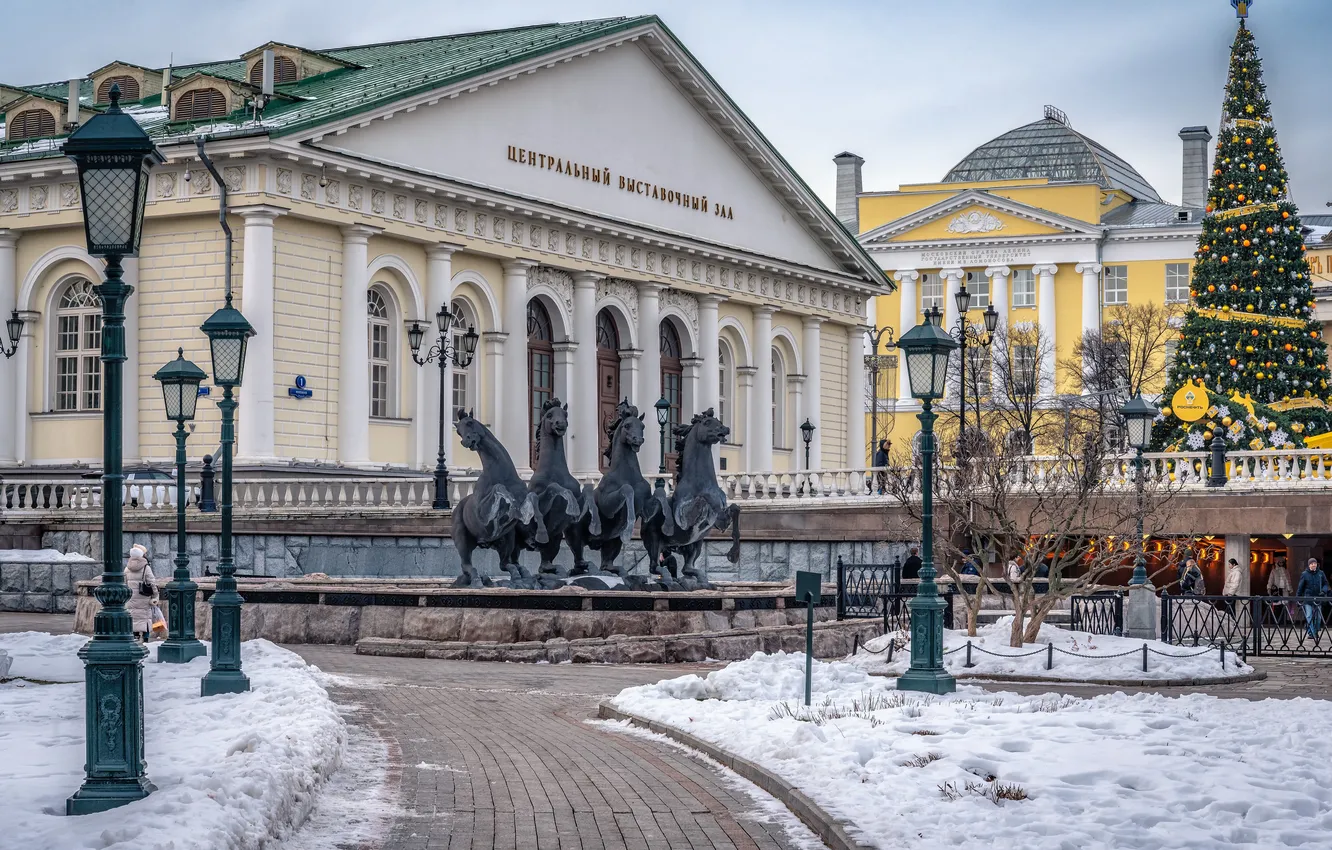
left=596, top=310, right=621, bottom=472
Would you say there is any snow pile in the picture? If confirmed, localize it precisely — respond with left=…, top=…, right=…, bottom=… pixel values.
left=651, top=650, right=871, bottom=701
left=0, top=548, right=95, bottom=563
left=849, top=617, right=1252, bottom=682
left=615, top=652, right=1332, bottom=849
left=1, top=633, right=345, bottom=850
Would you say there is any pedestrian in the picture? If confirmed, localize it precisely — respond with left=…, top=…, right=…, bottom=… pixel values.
left=901, top=546, right=922, bottom=582
left=1268, top=556, right=1295, bottom=625
left=1296, top=558, right=1330, bottom=641
left=1178, top=558, right=1204, bottom=596
left=123, top=544, right=159, bottom=643
left=1222, top=557, right=1243, bottom=616
left=872, top=440, right=890, bottom=494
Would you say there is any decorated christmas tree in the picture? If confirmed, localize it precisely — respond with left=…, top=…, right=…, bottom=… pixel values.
left=1154, top=14, right=1332, bottom=451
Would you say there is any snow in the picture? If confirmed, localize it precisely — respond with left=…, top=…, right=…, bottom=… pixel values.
left=1, top=632, right=346, bottom=850
left=0, top=548, right=95, bottom=563
left=849, top=617, right=1253, bottom=682
left=614, top=651, right=1332, bottom=849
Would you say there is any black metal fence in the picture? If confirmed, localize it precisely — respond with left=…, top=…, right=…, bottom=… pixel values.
left=1161, top=593, right=1332, bottom=658
left=878, top=590, right=955, bottom=633
left=1070, top=592, right=1124, bottom=636
left=835, top=558, right=901, bottom=619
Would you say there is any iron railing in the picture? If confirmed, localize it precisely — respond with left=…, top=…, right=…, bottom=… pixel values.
left=1161, top=593, right=1332, bottom=658
left=1070, top=591, right=1124, bottom=636
left=836, top=557, right=901, bottom=619
left=879, top=590, right=955, bottom=634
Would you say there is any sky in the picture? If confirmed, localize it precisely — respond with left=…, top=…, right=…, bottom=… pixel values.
left=5, top=0, right=1330, bottom=213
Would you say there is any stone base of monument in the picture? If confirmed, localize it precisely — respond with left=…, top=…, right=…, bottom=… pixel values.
left=73, top=577, right=845, bottom=657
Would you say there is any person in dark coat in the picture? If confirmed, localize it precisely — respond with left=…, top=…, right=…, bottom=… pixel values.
left=1296, top=558, right=1331, bottom=640
left=901, top=547, right=922, bottom=581
left=872, top=440, right=891, bottom=494
left=1178, top=558, right=1204, bottom=596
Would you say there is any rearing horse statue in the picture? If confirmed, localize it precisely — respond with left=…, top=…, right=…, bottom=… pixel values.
left=526, top=399, right=599, bottom=580
left=451, top=409, right=541, bottom=587
left=582, top=400, right=674, bottom=577
left=644, top=408, right=740, bottom=590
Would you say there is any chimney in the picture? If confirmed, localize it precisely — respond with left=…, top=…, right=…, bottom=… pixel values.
left=833, top=151, right=865, bottom=234
left=66, top=79, right=80, bottom=128
left=1179, top=126, right=1212, bottom=209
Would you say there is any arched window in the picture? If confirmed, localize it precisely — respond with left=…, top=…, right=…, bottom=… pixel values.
left=367, top=287, right=393, bottom=418
left=52, top=280, right=102, bottom=412
left=96, top=75, right=140, bottom=104
left=174, top=88, right=227, bottom=121
left=7, top=109, right=57, bottom=141
left=718, top=340, right=734, bottom=440
left=771, top=349, right=787, bottom=449
left=660, top=321, right=683, bottom=470
left=527, top=299, right=554, bottom=465
left=249, top=55, right=299, bottom=86
left=451, top=298, right=478, bottom=416
left=595, top=309, right=621, bottom=470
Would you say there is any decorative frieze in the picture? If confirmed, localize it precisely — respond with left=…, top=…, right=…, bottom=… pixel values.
left=392, top=194, right=406, bottom=219
left=661, top=288, right=699, bottom=337
left=0, top=189, right=16, bottom=213
left=528, top=266, right=575, bottom=319
left=59, top=183, right=79, bottom=208
left=371, top=189, right=385, bottom=215
left=29, top=186, right=48, bottom=211
left=276, top=168, right=292, bottom=195
left=223, top=166, right=246, bottom=194
left=326, top=180, right=341, bottom=206
left=349, top=185, right=363, bottom=211
left=300, top=174, right=316, bottom=200
left=597, top=278, right=640, bottom=326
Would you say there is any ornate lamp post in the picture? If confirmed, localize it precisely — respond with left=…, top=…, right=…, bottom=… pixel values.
left=926, top=285, right=997, bottom=456
left=800, top=418, right=815, bottom=471
left=408, top=304, right=479, bottom=510
left=63, top=84, right=164, bottom=815
left=2, top=310, right=19, bottom=358
left=896, top=318, right=959, bottom=695
left=865, top=324, right=896, bottom=461
left=199, top=298, right=255, bottom=697
left=654, top=395, right=671, bottom=489
left=1119, top=394, right=1157, bottom=587
left=153, top=349, right=208, bottom=663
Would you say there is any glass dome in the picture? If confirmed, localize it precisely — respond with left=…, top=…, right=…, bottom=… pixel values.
left=942, top=106, right=1162, bottom=203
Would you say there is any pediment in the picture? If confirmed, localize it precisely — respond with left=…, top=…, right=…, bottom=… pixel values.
left=861, top=190, right=1100, bottom=246
left=305, top=30, right=879, bottom=282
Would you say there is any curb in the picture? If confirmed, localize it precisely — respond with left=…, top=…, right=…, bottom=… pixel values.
left=866, top=670, right=1267, bottom=687
left=598, top=701, right=872, bottom=850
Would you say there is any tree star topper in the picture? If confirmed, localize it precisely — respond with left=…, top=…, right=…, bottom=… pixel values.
left=1231, top=0, right=1253, bottom=18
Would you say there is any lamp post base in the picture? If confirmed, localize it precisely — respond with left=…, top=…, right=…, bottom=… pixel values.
left=67, top=776, right=157, bottom=816
left=158, top=639, right=207, bottom=664
left=67, top=633, right=156, bottom=815
left=897, top=666, right=958, bottom=695
left=200, top=669, right=251, bottom=696
left=898, top=593, right=956, bottom=694
left=201, top=590, right=249, bottom=696
left=158, top=578, right=205, bottom=664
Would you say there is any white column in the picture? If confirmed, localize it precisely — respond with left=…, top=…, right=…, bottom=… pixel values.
left=736, top=366, right=756, bottom=471
left=1032, top=264, right=1059, bottom=398
left=480, top=331, right=506, bottom=427
left=501, top=259, right=536, bottom=473
left=571, top=271, right=602, bottom=475
left=121, top=257, right=141, bottom=464
left=0, top=230, right=17, bottom=463
left=750, top=306, right=775, bottom=472
left=12, top=312, right=35, bottom=464
left=697, top=295, right=723, bottom=415
left=682, top=356, right=703, bottom=418
left=788, top=373, right=806, bottom=467
left=637, top=282, right=663, bottom=476
left=940, top=268, right=964, bottom=335
left=424, top=243, right=462, bottom=469
left=985, top=265, right=1011, bottom=397
left=237, top=207, right=287, bottom=465
left=893, top=270, right=918, bottom=401
left=337, top=224, right=377, bottom=467
left=1076, top=262, right=1102, bottom=339
left=847, top=323, right=867, bottom=469
left=553, top=341, right=576, bottom=408
left=620, top=349, right=642, bottom=412
left=802, top=316, right=823, bottom=469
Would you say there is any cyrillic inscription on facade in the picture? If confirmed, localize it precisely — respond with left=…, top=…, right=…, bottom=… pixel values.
left=919, top=246, right=1033, bottom=266
left=507, top=145, right=734, bottom=220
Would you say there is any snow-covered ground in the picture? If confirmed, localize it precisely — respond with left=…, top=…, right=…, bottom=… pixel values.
left=614, top=652, right=1332, bottom=849
left=1, top=632, right=346, bottom=850
left=849, top=617, right=1252, bottom=682
left=0, top=549, right=95, bottom=563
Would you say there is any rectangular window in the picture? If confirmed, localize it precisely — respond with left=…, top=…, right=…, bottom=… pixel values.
left=83, top=314, right=101, bottom=351
left=1165, top=263, right=1190, bottom=303
left=920, top=273, right=942, bottom=312
left=452, top=330, right=471, bottom=413
left=368, top=322, right=390, bottom=418
left=1165, top=339, right=1179, bottom=375
left=1014, top=345, right=1038, bottom=395
left=56, top=357, right=79, bottom=411
left=1102, top=265, right=1128, bottom=305
left=1012, top=269, right=1035, bottom=308
left=57, top=315, right=79, bottom=352
left=966, top=270, right=989, bottom=309
left=81, top=355, right=101, bottom=410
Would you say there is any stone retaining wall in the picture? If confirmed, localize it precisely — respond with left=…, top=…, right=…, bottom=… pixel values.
left=0, top=557, right=98, bottom=613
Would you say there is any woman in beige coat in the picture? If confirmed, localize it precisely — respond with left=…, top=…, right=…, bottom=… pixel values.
left=123, top=544, right=159, bottom=641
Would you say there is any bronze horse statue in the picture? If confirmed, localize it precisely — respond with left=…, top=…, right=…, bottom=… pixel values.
left=644, top=408, right=740, bottom=590
left=450, top=409, right=541, bottom=587
left=582, top=400, right=674, bottom=578
left=526, top=399, right=599, bottom=581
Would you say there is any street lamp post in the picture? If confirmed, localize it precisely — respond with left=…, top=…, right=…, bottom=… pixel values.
left=153, top=349, right=208, bottom=664
left=926, top=286, right=997, bottom=456
left=199, top=299, right=255, bottom=697
left=2, top=310, right=19, bottom=358
left=63, top=84, right=164, bottom=815
left=896, top=318, right=959, bottom=695
left=865, top=325, right=896, bottom=462
left=800, top=418, right=815, bottom=471
left=408, top=304, right=479, bottom=510
left=654, top=395, right=671, bottom=489
left=1119, top=394, right=1157, bottom=587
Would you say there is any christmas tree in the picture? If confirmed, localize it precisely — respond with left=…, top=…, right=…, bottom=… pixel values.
left=1154, top=17, right=1332, bottom=451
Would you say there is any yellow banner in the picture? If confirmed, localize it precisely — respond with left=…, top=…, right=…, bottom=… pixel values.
left=1192, top=307, right=1307, bottom=329
left=1171, top=380, right=1209, bottom=423
left=1211, top=202, right=1281, bottom=221
left=1269, top=397, right=1329, bottom=413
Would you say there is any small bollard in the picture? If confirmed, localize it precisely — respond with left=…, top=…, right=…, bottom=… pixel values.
left=198, top=454, right=217, bottom=512
left=1046, top=643, right=1054, bottom=670
left=1142, top=643, right=1148, bottom=673
left=1220, top=644, right=1226, bottom=669
left=964, top=640, right=975, bottom=668
left=887, top=639, right=895, bottom=663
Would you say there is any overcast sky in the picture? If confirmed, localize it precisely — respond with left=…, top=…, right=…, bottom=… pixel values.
left=7, top=0, right=1330, bottom=212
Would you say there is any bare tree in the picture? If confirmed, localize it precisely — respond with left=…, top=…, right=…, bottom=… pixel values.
left=984, top=321, right=1059, bottom=454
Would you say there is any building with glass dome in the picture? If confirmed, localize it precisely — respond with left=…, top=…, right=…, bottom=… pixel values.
left=837, top=106, right=1207, bottom=457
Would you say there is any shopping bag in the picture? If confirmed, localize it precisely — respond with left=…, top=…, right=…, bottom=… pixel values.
left=150, top=605, right=168, bottom=639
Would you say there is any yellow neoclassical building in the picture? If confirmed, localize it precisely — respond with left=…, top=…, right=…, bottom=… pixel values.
left=834, top=107, right=1207, bottom=454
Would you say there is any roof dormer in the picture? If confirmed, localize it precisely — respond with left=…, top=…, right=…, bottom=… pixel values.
left=88, top=61, right=164, bottom=105
left=0, top=84, right=29, bottom=111
left=240, top=42, right=360, bottom=87
left=2, top=93, right=98, bottom=142
left=166, top=73, right=250, bottom=122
